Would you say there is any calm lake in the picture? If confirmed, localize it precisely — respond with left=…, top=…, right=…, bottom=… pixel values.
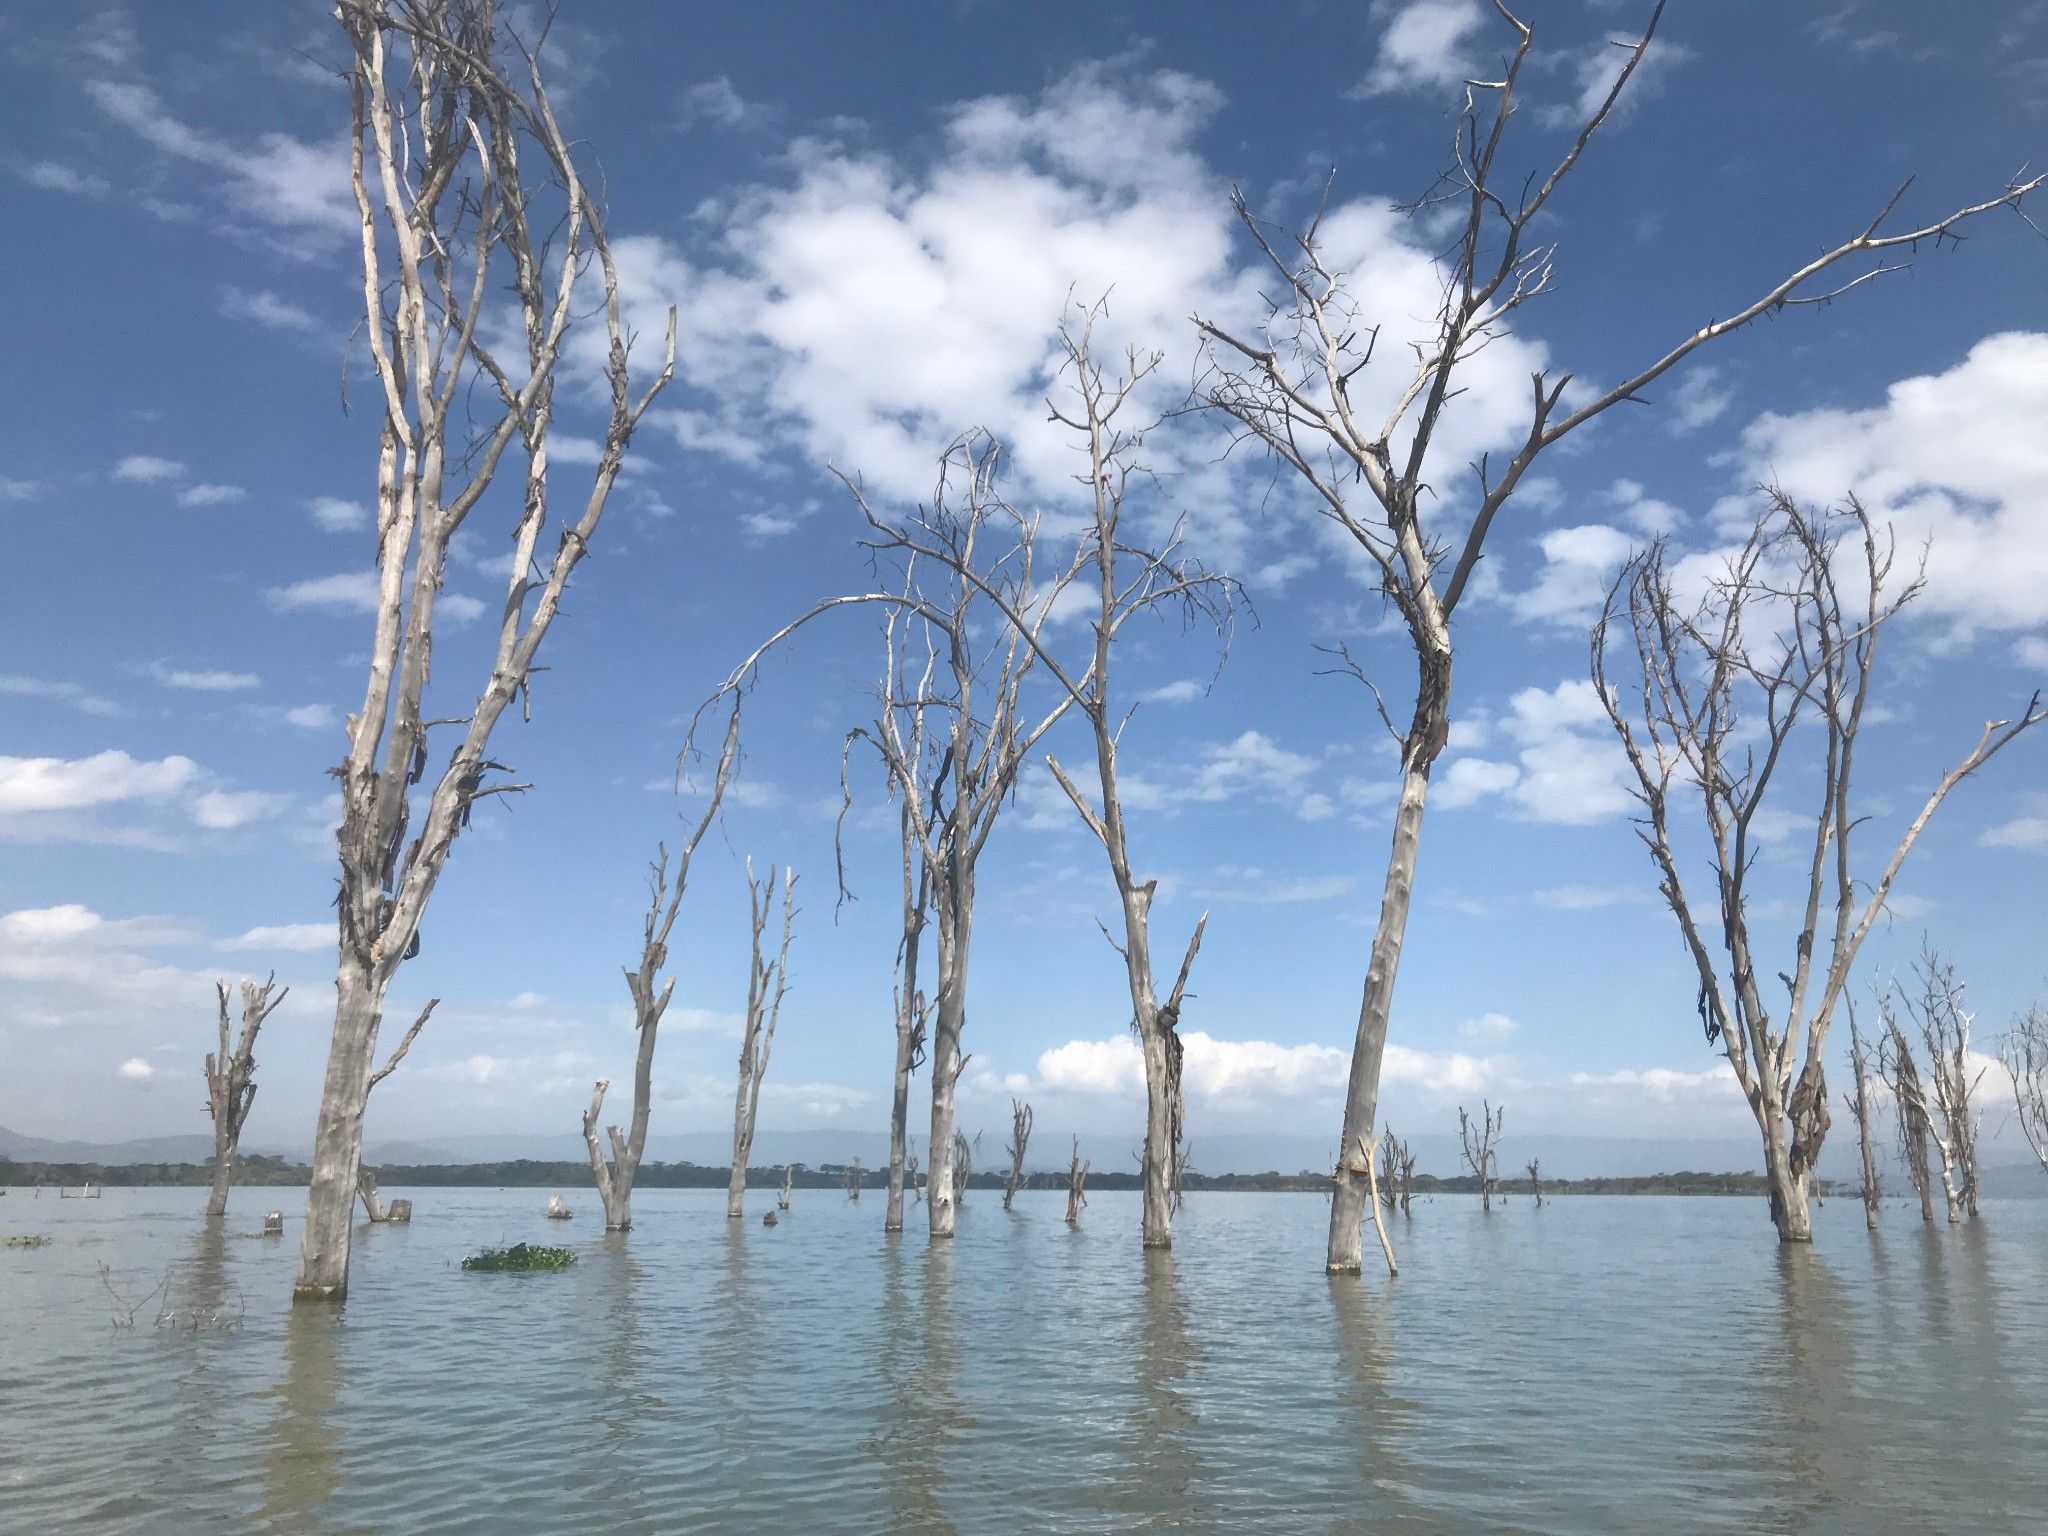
left=4, top=1186, right=2044, bottom=1534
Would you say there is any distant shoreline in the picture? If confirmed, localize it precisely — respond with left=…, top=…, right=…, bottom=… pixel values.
left=1, top=1156, right=1820, bottom=1198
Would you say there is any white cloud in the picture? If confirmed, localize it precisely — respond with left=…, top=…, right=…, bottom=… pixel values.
left=0, top=904, right=211, bottom=1031
left=1982, top=815, right=2048, bottom=852
left=1037, top=1029, right=1508, bottom=1107
left=150, top=663, right=258, bottom=692
left=1434, top=680, right=1634, bottom=825
left=1458, top=1011, right=1518, bottom=1043
left=1183, top=731, right=1332, bottom=821
left=1510, top=522, right=1634, bottom=625
left=114, top=454, right=185, bottom=484
left=219, top=286, right=318, bottom=331
left=85, top=80, right=353, bottom=246
left=118, top=1057, right=156, bottom=1081
left=1354, top=0, right=1486, bottom=97
left=284, top=704, right=336, bottom=730
left=175, top=483, right=246, bottom=507
left=10, top=157, right=110, bottom=196
left=1, top=476, right=43, bottom=502
left=309, top=497, right=369, bottom=533
left=1187, top=866, right=1356, bottom=905
left=0, top=751, right=197, bottom=813
left=188, top=790, right=289, bottom=830
left=439, top=593, right=487, bottom=626
left=1735, top=332, right=2048, bottom=639
left=1532, top=884, right=1649, bottom=910
left=267, top=572, right=378, bottom=614
left=1564, top=1062, right=1740, bottom=1104
left=217, top=923, right=332, bottom=953
left=1663, top=366, right=1732, bottom=435
left=1538, top=32, right=1694, bottom=129
left=0, top=674, right=122, bottom=717
left=2013, top=635, right=2048, bottom=668
left=1605, top=478, right=1685, bottom=536
left=678, top=76, right=778, bottom=131
left=1143, top=679, right=1208, bottom=705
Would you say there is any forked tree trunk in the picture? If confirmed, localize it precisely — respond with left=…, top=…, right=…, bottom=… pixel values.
left=206, top=974, right=286, bottom=1220
left=926, top=888, right=970, bottom=1239
left=1845, top=1009, right=1881, bottom=1230
left=1003, top=1099, right=1033, bottom=1211
left=729, top=863, right=794, bottom=1219
left=1065, top=1137, right=1090, bottom=1225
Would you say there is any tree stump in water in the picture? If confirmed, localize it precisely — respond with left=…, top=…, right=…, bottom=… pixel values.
left=385, top=1199, right=412, bottom=1224
left=762, top=1210, right=778, bottom=1226
left=263, top=1211, right=284, bottom=1236
left=546, top=1195, right=573, bottom=1220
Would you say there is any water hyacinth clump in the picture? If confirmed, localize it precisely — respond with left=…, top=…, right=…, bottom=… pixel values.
left=460, top=1243, right=576, bottom=1273
left=6, top=1234, right=52, bottom=1249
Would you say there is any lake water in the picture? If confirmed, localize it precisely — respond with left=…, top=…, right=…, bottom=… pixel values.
left=3, top=1186, right=2044, bottom=1534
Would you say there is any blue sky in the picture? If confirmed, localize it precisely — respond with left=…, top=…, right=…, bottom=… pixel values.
left=2, top=1, right=2044, bottom=1161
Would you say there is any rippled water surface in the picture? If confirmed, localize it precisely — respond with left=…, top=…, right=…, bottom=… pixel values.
left=4, top=1186, right=2045, bottom=1534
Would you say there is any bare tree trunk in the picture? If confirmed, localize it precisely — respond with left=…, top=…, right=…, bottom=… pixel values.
left=1198, top=3, right=2039, bottom=1272
left=1527, top=1160, right=1543, bottom=1209
left=1003, top=1099, right=1033, bottom=1211
left=205, top=974, right=286, bottom=1220
left=729, top=863, right=795, bottom=1219
left=2003, top=1002, right=2048, bottom=1181
left=1879, top=952, right=1986, bottom=1225
left=1353, top=1135, right=1397, bottom=1277
left=779, top=1165, right=793, bottom=1211
left=1065, top=1137, right=1090, bottom=1226
left=1845, top=1006, right=1882, bottom=1230
left=1459, top=1102, right=1504, bottom=1213
left=298, top=0, right=673, bottom=1302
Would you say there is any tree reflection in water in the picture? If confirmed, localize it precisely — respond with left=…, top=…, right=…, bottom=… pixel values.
left=866, top=1234, right=962, bottom=1534
left=261, top=1303, right=346, bottom=1532
left=1329, top=1272, right=1424, bottom=1529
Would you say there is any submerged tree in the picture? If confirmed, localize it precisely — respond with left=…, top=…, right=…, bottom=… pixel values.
left=1003, top=1099, right=1034, bottom=1212
left=1597, top=494, right=2042, bottom=1241
left=951, top=1131, right=976, bottom=1208
left=2003, top=1002, right=2048, bottom=1182
left=1881, top=1019, right=1939, bottom=1225
left=205, top=975, right=288, bottom=1219
left=1065, top=1137, right=1090, bottom=1226
left=1526, top=1160, right=1543, bottom=1210
left=299, top=0, right=674, bottom=1301
left=1843, top=1003, right=1883, bottom=1231
left=1458, top=1102, right=1503, bottom=1212
left=1377, top=1132, right=1400, bottom=1213
left=1876, top=950, right=1984, bottom=1223
left=729, top=862, right=796, bottom=1220
left=585, top=714, right=737, bottom=1233
left=1036, top=314, right=1232, bottom=1251
left=1196, top=0, right=2042, bottom=1273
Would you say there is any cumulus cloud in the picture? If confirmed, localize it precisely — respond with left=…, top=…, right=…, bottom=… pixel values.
left=1537, top=31, right=1694, bottom=130
left=188, top=790, right=289, bottom=830
left=267, top=572, right=378, bottom=614
left=1354, top=0, right=1486, bottom=97
left=217, top=923, right=332, bottom=952
left=175, top=483, right=246, bottom=507
left=1458, top=1012, right=1518, bottom=1043
left=113, top=454, right=185, bottom=484
left=0, top=750, right=196, bottom=813
left=1509, top=522, right=1635, bottom=626
left=284, top=704, right=336, bottom=730
left=1143, top=679, right=1209, bottom=705
left=309, top=497, right=369, bottom=533
left=0, top=903, right=213, bottom=1033
left=118, top=1057, right=156, bottom=1080
left=677, top=76, right=779, bottom=132
left=149, top=663, right=258, bottom=692
left=1733, top=332, right=2048, bottom=641
left=1564, top=1062, right=1740, bottom=1104
left=1037, top=1029, right=1509, bottom=1107
left=0, top=751, right=287, bottom=845
left=219, top=286, right=318, bottom=332
left=1432, top=680, right=1634, bottom=825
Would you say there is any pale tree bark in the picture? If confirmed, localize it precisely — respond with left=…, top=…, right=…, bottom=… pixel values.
left=1526, top=1160, right=1543, bottom=1210
left=1377, top=1132, right=1400, bottom=1213
left=1844, top=1004, right=1883, bottom=1230
left=728, top=862, right=796, bottom=1219
left=950, top=1131, right=976, bottom=1208
left=1032, top=310, right=1234, bottom=1251
left=1458, top=1102, right=1503, bottom=1213
left=1881, top=1022, right=1939, bottom=1225
left=1877, top=950, right=1985, bottom=1223
left=778, top=1164, right=793, bottom=1211
left=205, top=974, right=287, bottom=1219
left=1196, top=1, right=2042, bottom=1274
left=586, top=707, right=737, bottom=1232
left=299, top=0, right=675, bottom=1302
left=1596, top=494, right=2044, bottom=1242
left=1003, top=1099, right=1033, bottom=1211
left=2001, top=1003, right=2048, bottom=1181
left=715, top=433, right=1090, bottom=1241
left=1065, top=1137, right=1090, bottom=1226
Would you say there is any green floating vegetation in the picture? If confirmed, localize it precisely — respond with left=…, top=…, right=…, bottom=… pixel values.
left=461, top=1242, right=576, bottom=1273
left=5, top=1234, right=51, bottom=1249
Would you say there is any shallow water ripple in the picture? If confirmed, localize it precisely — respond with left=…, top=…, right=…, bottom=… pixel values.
left=3, top=1186, right=2044, bottom=1534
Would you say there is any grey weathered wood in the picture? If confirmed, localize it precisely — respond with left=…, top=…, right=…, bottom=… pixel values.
left=729, top=863, right=795, bottom=1219
left=1844, top=1004, right=1882, bottom=1229
left=1196, top=2, right=2041, bottom=1273
left=1003, top=1099, right=1032, bottom=1212
left=1457, top=1103, right=1504, bottom=1213
left=1877, top=950, right=1985, bottom=1223
left=1064, top=1138, right=1089, bottom=1226
left=1597, top=496, right=2043, bottom=1242
left=204, top=973, right=286, bottom=1219
left=2003, top=1003, right=2048, bottom=1181
left=297, top=0, right=675, bottom=1303
left=546, top=1195, right=572, bottom=1221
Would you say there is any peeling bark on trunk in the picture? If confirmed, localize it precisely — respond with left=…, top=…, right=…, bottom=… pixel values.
left=1065, top=1138, right=1090, bottom=1226
left=205, top=975, right=285, bottom=1220
left=1003, top=1099, right=1033, bottom=1211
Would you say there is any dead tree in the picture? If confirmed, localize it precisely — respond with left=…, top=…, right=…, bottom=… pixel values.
left=905, top=1137, right=922, bottom=1205
left=779, top=1165, right=794, bottom=1211
left=1844, top=1003, right=1883, bottom=1230
left=844, top=1157, right=863, bottom=1202
left=1003, top=1099, right=1033, bottom=1211
left=205, top=974, right=287, bottom=1219
left=1526, top=1160, right=1543, bottom=1210
left=2002, top=1002, right=2048, bottom=1181
left=298, top=0, right=674, bottom=1302
left=951, top=1130, right=976, bottom=1208
left=1397, top=1142, right=1416, bottom=1215
left=1035, top=311, right=1234, bottom=1251
left=1597, top=494, right=2041, bottom=1241
left=1065, top=1137, right=1090, bottom=1226
left=1458, top=1102, right=1503, bottom=1212
left=1877, top=951, right=1985, bottom=1223
left=586, top=712, right=737, bottom=1232
left=717, top=432, right=1084, bottom=1243
left=1879, top=1019, right=1939, bottom=1225
left=354, top=1170, right=409, bottom=1224
left=1196, top=1, right=2041, bottom=1274
left=729, top=862, right=796, bottom=1219
left=1377, top=1132, right=1400, bottom=1212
